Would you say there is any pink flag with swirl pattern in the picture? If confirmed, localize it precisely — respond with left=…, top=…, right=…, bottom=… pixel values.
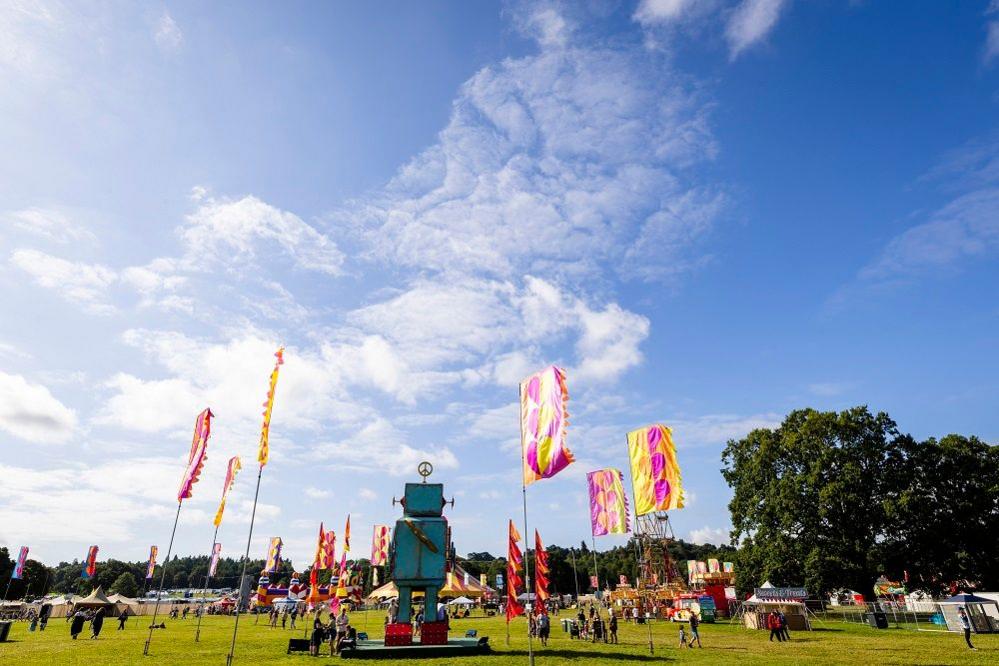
left=587, top=468, right=631, bottom=536
left=626, top=424, right=684, bottom=516
left=520, top=366, right=574, bottom=485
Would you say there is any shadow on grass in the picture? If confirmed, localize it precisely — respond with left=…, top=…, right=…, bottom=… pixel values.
left=503, top=649, right=673, bottom=661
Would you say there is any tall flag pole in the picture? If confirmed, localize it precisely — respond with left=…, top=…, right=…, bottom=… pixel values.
left=227, top=347, right=283, bottom=666
left=519, top=365, right=573, bottom=665
left=145, top=407, right=213, bottom=656
left=196, top=455, right=242, bottom=642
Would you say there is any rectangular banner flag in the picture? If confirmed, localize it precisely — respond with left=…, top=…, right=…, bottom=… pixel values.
left=370, top=525, right=390, bottom=566
left=688, top=560, right=697, bottom=583
left=619, top=574, right=628, bottom=586
left=322, top=529, right=336, bottom=570
left=589, top=575, right=598, bottom=590
left=257, top=347, right=284, bottom=468
left=12, top=546, right=28, bottom=579
left=213, top=456, right=242, bottom=527
left=496, top=573, right=504, bottom=590
left=480, top=574, right=487, bottom=588
left=208, top=543, right=222, bottom=577
left=520, top=365, right=574, bottom=485
left=82, top=545, right=99, bottom=579
left=178, top=408, right=213, bottom=502
left=708, top=558, right=720, bottom=573
left=626, top=424, right=684, bottom=516
left=145, top=546, right=158, bottom=580
left=697, top=561, right=708, bottom=575
left=587, top=468, right=631, bottom=536
left=265, top=537, right=283, bottom=573
left=723, top=561, right=734, bottom=573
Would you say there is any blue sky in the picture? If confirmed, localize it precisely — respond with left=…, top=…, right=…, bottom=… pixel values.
left=1, top=0, right=997, bottom=567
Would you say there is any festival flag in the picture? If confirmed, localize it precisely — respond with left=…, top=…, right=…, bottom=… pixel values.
left=257, top=347, right=284, bottom=468
left=496, top=573, right=504, bottom=590
left=480, top=573, right=487, bottom=588
left=370, top=525, right=390, bottom=566
left=520, top=366, right=574, bottom=485
left=534, top=530, right=549, bottom=615
left=213, top=456, right=242, bottom=528
left=506, top=520, right=525, bottom=621
left=589, top=575, right=598, bottom=590
left=208, top=543, right=222, bottom=577
left=82, top=545, right=99, bottom=579
left=11, top=546, right=28, bottom=579
left=178, top=408, right=213, bottom=502
left=322, top=529, right=336, bottom=570
left=687, top=560, right=697, bottom=583
left=696, top=561, right=707, bottom=575
left=145, top=546, right=158, bottom=580
left=619, top=574, right=628, bottom=586
left=626, top=424, right=684, bottom=516
left=708, top=558, right=720, bottom=573
left=723, top=561, right=734, bottom=573
left=343, top=515, right=351, bottom=553
left=264, top=537, right=283, bottom=573
left=313, top=522, right=327, bottom=570
left=587, top=468, right=631, bottom=536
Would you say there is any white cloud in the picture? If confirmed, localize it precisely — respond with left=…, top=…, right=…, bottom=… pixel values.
left=0, top=371, right=77, bottom=443
left=987, top=21, right=999, bottom=63
left=9, top=248, right=117, bottom=313
left=182, top=195, right=344, bottom=276
left=3, top=207, right=96, bottom=244
left=153, top=11, right=183, bottom=52
left=358, top=488, right=377, bottom=501
left=671, top=413, right=780, bottom=446
left=634, top=0, right=714, bottom=27
left=312, top=418, right=458, bottom=476
left=688, top=525, right=730, bottom=545
left=808, top=382, right=852, bottom=397
left=725, top=0, right=788, bottom=59
left=304, top=486, right=330, bottom=500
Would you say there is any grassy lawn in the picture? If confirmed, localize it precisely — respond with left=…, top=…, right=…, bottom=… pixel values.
left=1, top=611, right=995, bottom=665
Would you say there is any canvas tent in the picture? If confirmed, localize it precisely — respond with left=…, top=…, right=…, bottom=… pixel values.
left=938, top=593, right=999, bottom=633
left=107, top=593, right=141, bottom=615
left=741, top=582, right=811, bottom=631
left=366, top=565, right=495, bottom=602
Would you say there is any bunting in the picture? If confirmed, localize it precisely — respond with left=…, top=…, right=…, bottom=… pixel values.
left=145, top=546, right=158, bottom=580
left=626, top=424, right=684, bottom=516
left=82, top=545, right=99, bottom=579
left=178, top=408, right=213, bottom=502
left=213, top=456, right=242, bottom=528
left=12, top=546, right=28, bottom=580
left=264, top=537, right=282, bottom=573
left=506, top=520, right=524, bottom=621
left=257, top=347, right=284, bottom=468
left=209, top=543, right=222, bottom=577
left=370, top=525, right=390, bottom=566
left=520, top=366, right=574, bottom=485
left=586, top=468, right=631, bottom=536
left=534, top=530, right=549, bottom=615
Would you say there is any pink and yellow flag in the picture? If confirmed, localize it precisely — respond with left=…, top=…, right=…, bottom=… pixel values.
left=322, top=529, right=336, bottom=571
left=213, top=456, right=242, bottom=528
left=264, top=537, right=283, bottom=573
left=520, top=366, right=573, bottom=485
left=257, top=348, right=284, bottom=468
left=343, top=515, right=351, bottom=553
left=82, top=545, right=99, bottom=579
left=370, top=525, right=390, bottom=566
left=208, top=543, right=222, bottom=577
left=708, top=558, right=720, bottom=573
left=586, top=468, right=631, bottom=537
left=178, top=408, right=213, bottom=502
left=626, top=424, right=684, bottom=516
left=145, top=546, right=158, bottom=580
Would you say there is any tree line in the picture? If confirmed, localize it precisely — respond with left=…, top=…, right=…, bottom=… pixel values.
left=723, top=406, right=999, bottom=599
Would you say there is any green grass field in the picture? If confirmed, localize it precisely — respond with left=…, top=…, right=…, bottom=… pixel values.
left=1, top=611, right=995, bottom=665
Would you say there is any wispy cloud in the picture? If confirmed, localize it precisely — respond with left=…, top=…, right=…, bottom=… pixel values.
left=153, top=10, right=183, bottom=52
left=9, top=248, right=117, bottom=314
left=725, top=0, right=789, bottom=59
left=0, top=371, right=77, bottom=443
left=688, top=525, right=730, bottom=545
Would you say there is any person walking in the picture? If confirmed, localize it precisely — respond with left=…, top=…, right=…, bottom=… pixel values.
left=678, top=622, right=687, bottom=648
left=958, top=607, right=976, bottom=651
left=609, top=612, right=618, bottom=644
left=687, top=611, right=702, bottom=648
left=537, top=612, right=550, bottom=646
left=778, top=609, right=790, bottom=641
left=290, top=607, right=298, bottom=629
left=281, top=609, right=288, bottom=629
left=768, top=610, right=783, bottom=642
left=117, top=610, right=128, bottom=630
left=90, top=608, right=105, bottom=639
left=310, top=615, right=325, bottom=657
left=70, top=610, right=86, bottom=639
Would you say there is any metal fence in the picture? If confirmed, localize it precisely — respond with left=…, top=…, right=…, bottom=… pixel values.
left=804, top=600, right=950, bottom=632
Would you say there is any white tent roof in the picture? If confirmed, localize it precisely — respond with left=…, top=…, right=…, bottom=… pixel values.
left=447, top=596, right=474, bottom=605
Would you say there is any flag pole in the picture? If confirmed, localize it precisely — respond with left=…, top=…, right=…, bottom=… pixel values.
left=226, top=465, right=263, bottom=666
left=570, top=548, right=580, bottom=602
left=519, top=393, right=535, bottom=666
left=591, top=536, right=600, bottom=598
left=144, top=500, right=183, bottom=656
left=194, top=524, right=220, bottom=642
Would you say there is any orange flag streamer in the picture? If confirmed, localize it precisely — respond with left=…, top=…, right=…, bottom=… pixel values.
left=506, top=520, right=524, bottom=621
left=257, top=348, right=284, bottom=467
left=534, top=530, right=549, bottom=615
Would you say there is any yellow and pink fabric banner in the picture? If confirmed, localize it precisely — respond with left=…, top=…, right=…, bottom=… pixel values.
left=587, top=468, right=631, bottom=537
left=257, top=348, right=284, bottom=468
left=370, top=525, right=390, bottom=566
left=264, top=537, right=282, bottom=573
left=213, top=456, right=242, bottom=528
left=626, top=424, right=684, bottom=515
left=145, top=545, right=157, bottom=580
left=520, top=365, right=574, bottom=485
left=178, top=408, right=213, bottom=502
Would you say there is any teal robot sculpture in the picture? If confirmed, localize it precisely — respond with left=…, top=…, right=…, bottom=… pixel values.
left=388, top=462, right=454, bottom=635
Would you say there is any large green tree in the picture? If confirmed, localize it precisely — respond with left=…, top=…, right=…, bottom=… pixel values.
left=722, top=407, right=910, bottom=599
left=111, top=572, right=139, bottom=598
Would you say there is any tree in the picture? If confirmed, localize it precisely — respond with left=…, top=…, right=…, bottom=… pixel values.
left=722, top=407, right=909, bottom=599
left=111, top=572, right=139, bottom=598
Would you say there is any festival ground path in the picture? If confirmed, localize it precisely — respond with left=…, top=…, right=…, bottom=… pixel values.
left=1, top=611, right=995, bottom=664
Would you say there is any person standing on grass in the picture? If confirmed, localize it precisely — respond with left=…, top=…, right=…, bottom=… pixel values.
left=778, top=609, right=790, bottom=641
left=768, top=610, right=782, bottom=642
left=333, top=607, right=350, bottom=654
left=117, top=609, right=128, bottom=630
left=70, top=609, right=86, bottom=639
left=281, top=608, right=288, bottom=629
left=678, top=622, right=686, bottom=648
left=958, top=607, right=977, bottom=651
left=90, top=608, right=105, bottom=639
left=687, top=611, right=702, bottom=648
left=609, top=612, right=618, bottom=644
left=537, top=612, right=550, bottom=646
